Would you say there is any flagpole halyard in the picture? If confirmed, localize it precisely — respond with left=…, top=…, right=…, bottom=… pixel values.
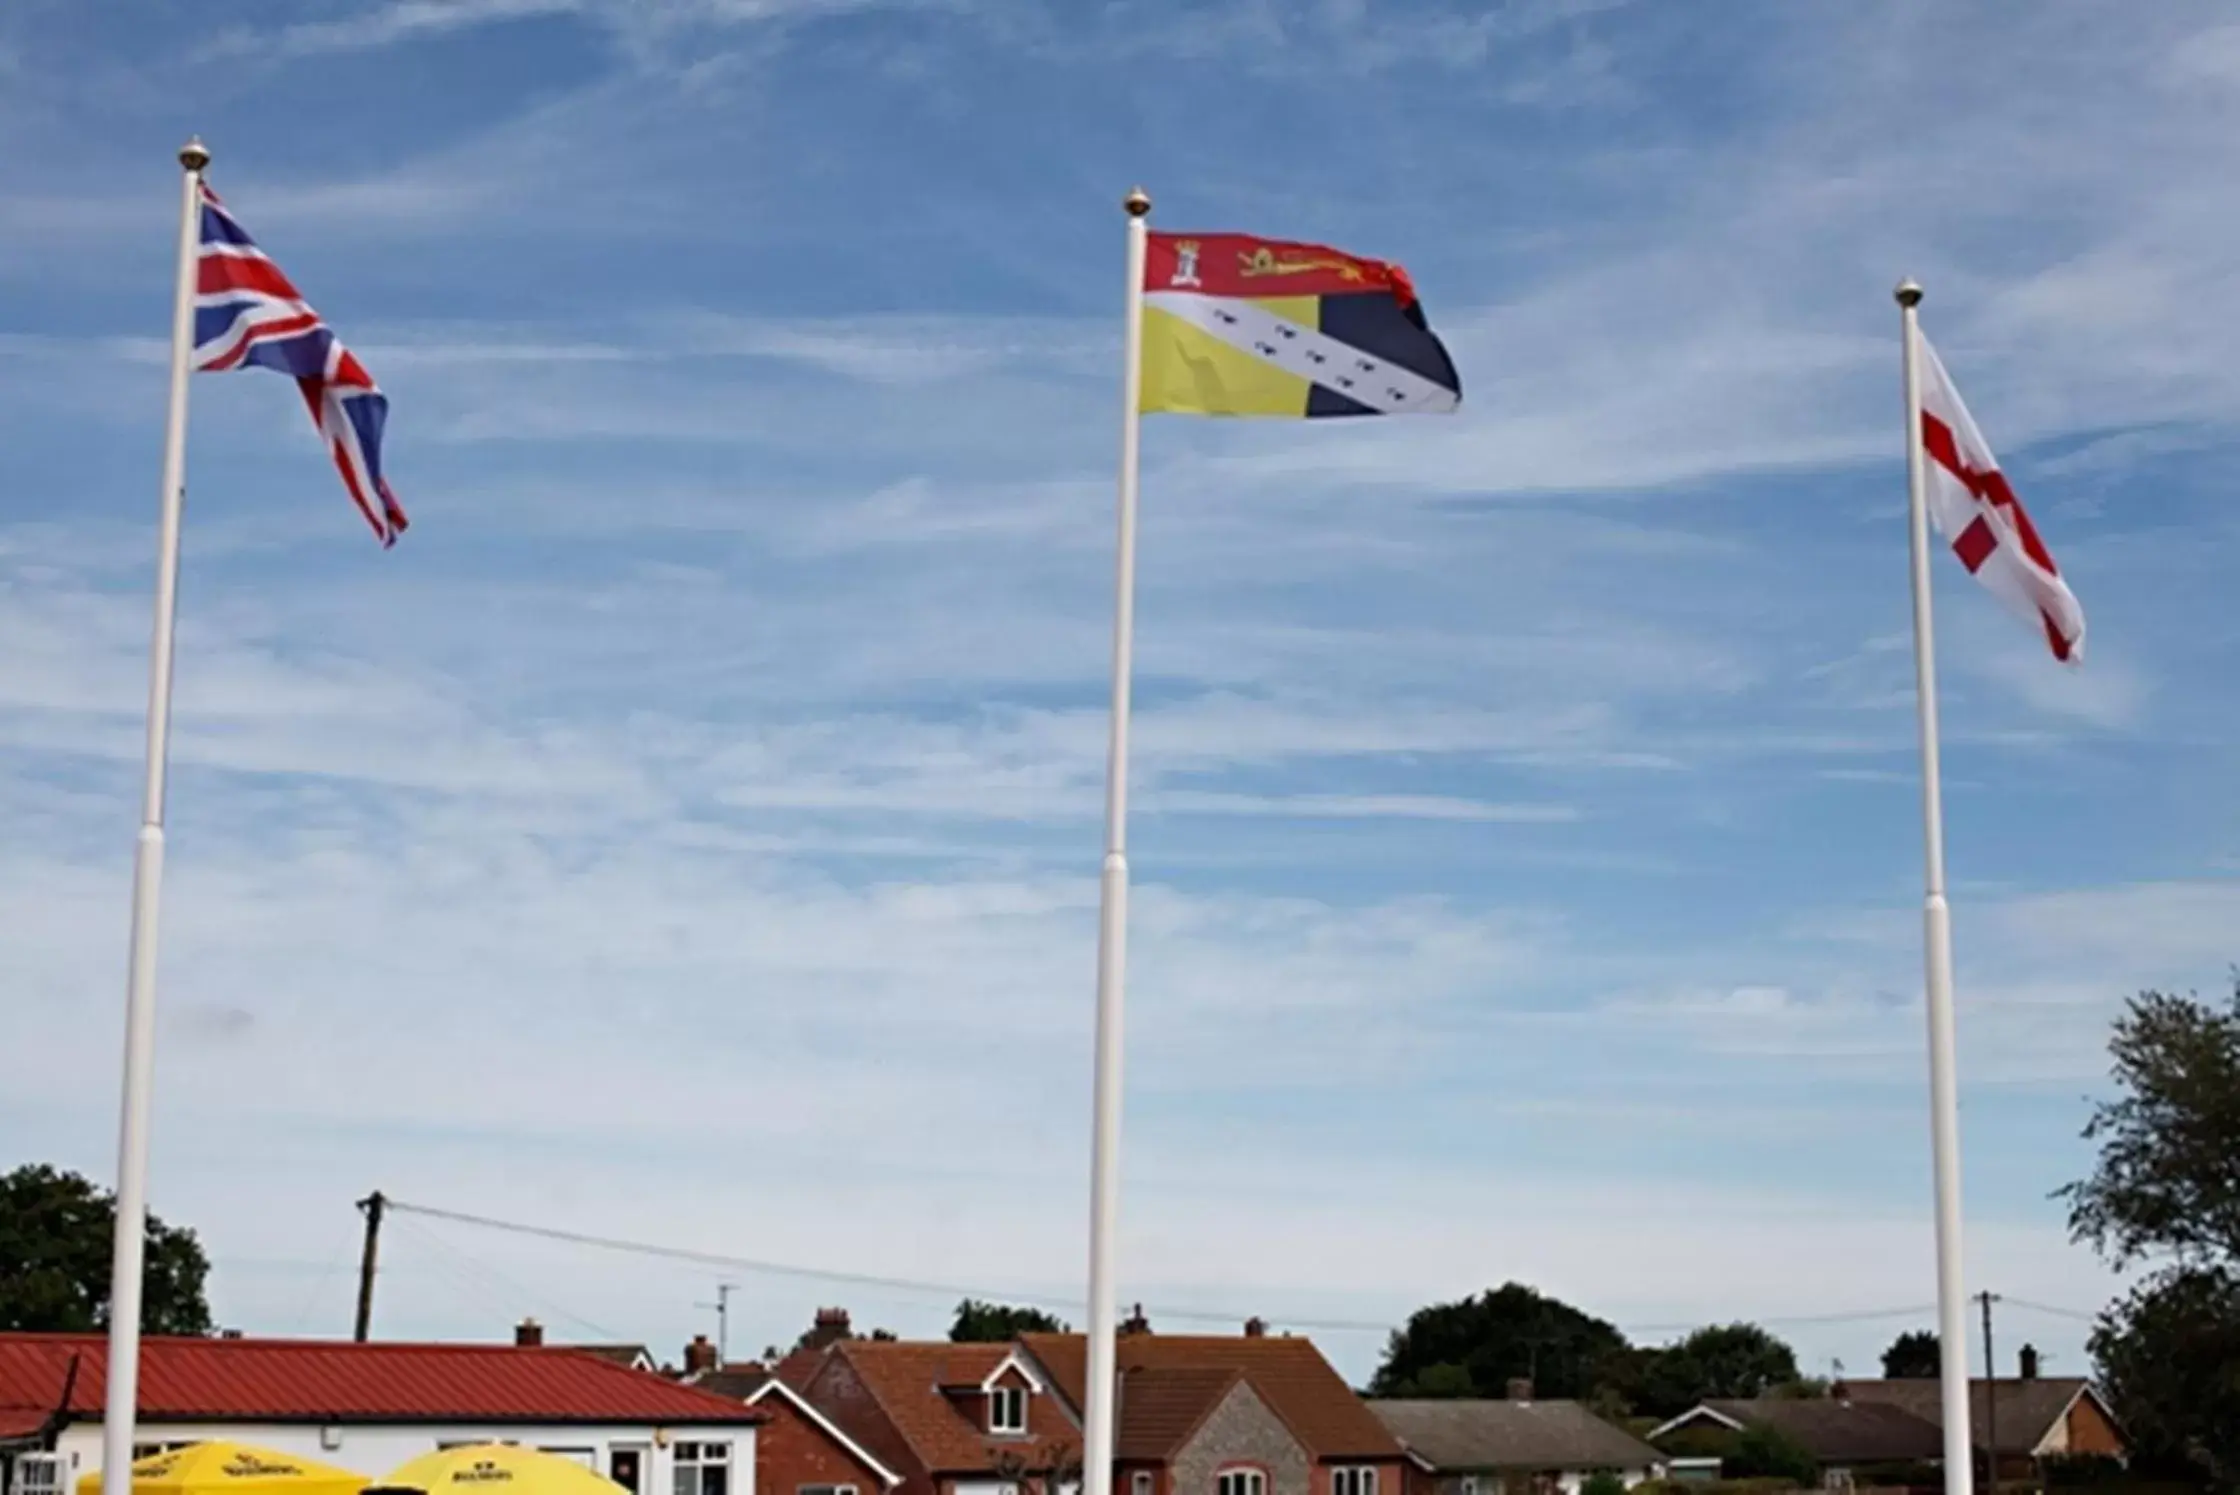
left=1082, top=185, right=1150, bottom=1495
left=1898, top=278, right=1979, bottom=1495
left=100, top=136, right=209, bottom=1495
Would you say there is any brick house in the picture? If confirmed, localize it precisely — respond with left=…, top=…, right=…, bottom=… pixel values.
left=790, top=1341, right=1081, bottom=1495
left=1019, top=1324, right=1410, bottom=1495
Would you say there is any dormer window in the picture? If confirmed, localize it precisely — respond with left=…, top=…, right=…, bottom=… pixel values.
left=989, top=1384, right=1027, bottom=1434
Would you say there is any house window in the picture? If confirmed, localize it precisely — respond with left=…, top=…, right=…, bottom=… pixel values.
left=1217, top=1471, right=1265, bottom=1495
left=12, top=1455, right=64, bottom=1495
left=1133, top=1475, right=1154, bottom=1495
left=990, top=1384, right=1028, bottom=1434
left=1333, top=1469, right=1377, bottom=1495
left=674, top=1442, right=731, bottom=1495
left=800, top=1486, right=859, bottom=1495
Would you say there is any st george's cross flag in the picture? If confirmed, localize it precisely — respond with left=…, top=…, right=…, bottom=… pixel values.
left=1917, top=332, right=2084, bottom=661
left=1140, top=232, right=1460, bottom=417
left=193, top=182, right=406, bottom=545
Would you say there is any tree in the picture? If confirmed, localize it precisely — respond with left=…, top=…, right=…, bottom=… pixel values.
left=0, top=1164, right=212, bottom=1335
left=2087, top=1267, right=2240, bottom=1483
left=2060, top=983, right=2240, bottom=1481
left=1663, top=1323, right=1801, bottom=1403
left=951, top=1299, right=1068, bottom=1342
left=1369, top=1284, right=1628, bottom=1401
left=1881, top=1330, right=1941, bottom=1379
left=1727, top=1424, right=1818, bottom=1483
left=1605, top=1324, right=1801, bottom=1419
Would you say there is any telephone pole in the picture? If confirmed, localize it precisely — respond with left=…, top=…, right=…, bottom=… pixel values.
left=1977, top=1290, right=2001, bottom=1490
left=353, top=1191, right=387, bottom=1342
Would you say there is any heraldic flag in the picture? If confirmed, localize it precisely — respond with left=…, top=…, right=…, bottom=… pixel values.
left=1140, top=232, right=1461, bottom=417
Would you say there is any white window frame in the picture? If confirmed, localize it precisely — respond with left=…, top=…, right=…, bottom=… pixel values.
left=1333, top=1469, right=1378, bottom=1495
left=674, top=1442, right=733, bottom=1495
left=989, top=1384, right=1028, bottom=1435
left=11, top=1454, right=64, bottom=1495
left=1217, top=1471, right=1266, bottom=1495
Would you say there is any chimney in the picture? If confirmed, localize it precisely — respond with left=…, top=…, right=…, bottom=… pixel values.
left=515, top=1318, right=545, bottom=1348
left=2019, top=1344, right=2040, bottom=1381
left=684, top=1334, right=720, bottom=1375
left=807, top=1307, right=854, bottom=1350
left=1505, top=1378, right=1532, bottom=1404
left=1120, top=1304, right=1151, bottom=1336
left=1243, top=1317, right=1266, bottom=1339
left=220, top=1328, right=244, bottom=1341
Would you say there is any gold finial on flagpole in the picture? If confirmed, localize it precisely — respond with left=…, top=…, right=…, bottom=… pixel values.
left=1123, top=186, right=1151, bottom=218
left=1895, top=277, right=1923, bottom=308
left=179, top=137, right=211, bottom=172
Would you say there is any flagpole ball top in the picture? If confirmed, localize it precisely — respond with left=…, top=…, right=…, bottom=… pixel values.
left=179, top=137, right=211, bottom=172
left=1894, top=278, right=1923, bottom=308
left=1124, top=187, right=1151, bottom=218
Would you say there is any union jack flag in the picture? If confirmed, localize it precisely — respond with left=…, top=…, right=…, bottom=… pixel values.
left=192, top=182, right=406, bottom=545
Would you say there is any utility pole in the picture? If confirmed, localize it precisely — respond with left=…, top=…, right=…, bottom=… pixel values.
left=353, top=1191, right=386, bottom=1342
left=695, top=1283, right=738, bottom=1365
left=1977, top=1290, right=2001, bottom=1491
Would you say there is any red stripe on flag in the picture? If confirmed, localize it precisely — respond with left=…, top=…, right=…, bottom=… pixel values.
left=2043, top=610, right=2073, bottom=662
left=198, top=254, right=303, bottom=300
left=1952, top=516, right=1998, bottom=574
left=1921, top=412, right=2062, bottom=576
left=1978, top=467, right=2060, bottom=574
left=202, top=312, right=323, bottom=371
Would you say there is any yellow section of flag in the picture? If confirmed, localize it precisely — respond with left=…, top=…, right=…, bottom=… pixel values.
left=1138, top=294, right=1319, bottom=416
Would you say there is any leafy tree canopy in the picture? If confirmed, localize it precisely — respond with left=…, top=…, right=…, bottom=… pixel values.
left=1369, top=1283, right=1627, bottom=1401
left=951, top=1299, right=1069, bottom=1342
left=1881, top=1330, right=1941, bottom=1380
left=1601, top=1323, right=1802, bottom=1418
left=2063, top=984, right=2240, bottom=1482
left=0, top=1164, right=213, bottom=1335
left=1726, top=1424, right=1819, bottom=1483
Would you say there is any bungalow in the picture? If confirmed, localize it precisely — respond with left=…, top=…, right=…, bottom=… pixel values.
left=1372, top=1385, right=1664, bottom=1495
left=1649, top=1399, right=1941, bottom=1489
left=1837, top=1352, right=2126, bottom=1475
left=0, top=1333, right=763, bottom=1495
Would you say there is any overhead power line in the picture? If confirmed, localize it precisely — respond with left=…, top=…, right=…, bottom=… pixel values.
left=384, top=1196, right=2080, bottom=1340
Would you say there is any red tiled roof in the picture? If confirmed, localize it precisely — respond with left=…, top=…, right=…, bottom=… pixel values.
left=1112, top=1368, right=1240, bottom=1462
left=0, top=1335, right=766, bottom=1427
left=828, top=1342, right=1077, bottom=1476
left=1022, top=1335, right=1403, bottom=1462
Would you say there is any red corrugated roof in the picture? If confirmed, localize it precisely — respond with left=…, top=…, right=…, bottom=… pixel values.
left=0, top=1335, right=765, bottom=1427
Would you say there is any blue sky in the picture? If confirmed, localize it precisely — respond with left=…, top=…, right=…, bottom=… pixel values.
left=4, top=0, right=2236, bottom=1385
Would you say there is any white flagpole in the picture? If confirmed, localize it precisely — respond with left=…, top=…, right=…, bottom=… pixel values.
left=1897, top=279, right=1979, bottom=1495
left=1082, top=185, right=1150, bottom=1495
left=101, top=136, right=208, bottom=1495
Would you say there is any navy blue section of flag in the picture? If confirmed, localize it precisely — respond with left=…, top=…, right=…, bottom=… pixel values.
left=1305, top=292, right=1463, bottom=418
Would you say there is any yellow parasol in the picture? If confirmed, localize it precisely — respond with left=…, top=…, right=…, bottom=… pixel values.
left=78, top=1443, right=369, bottom=1495
left=374, top=1446, right=623, bottom=1495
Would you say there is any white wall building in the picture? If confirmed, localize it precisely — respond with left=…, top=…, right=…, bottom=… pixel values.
left=0, top=1334, right=762, bottom=1495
